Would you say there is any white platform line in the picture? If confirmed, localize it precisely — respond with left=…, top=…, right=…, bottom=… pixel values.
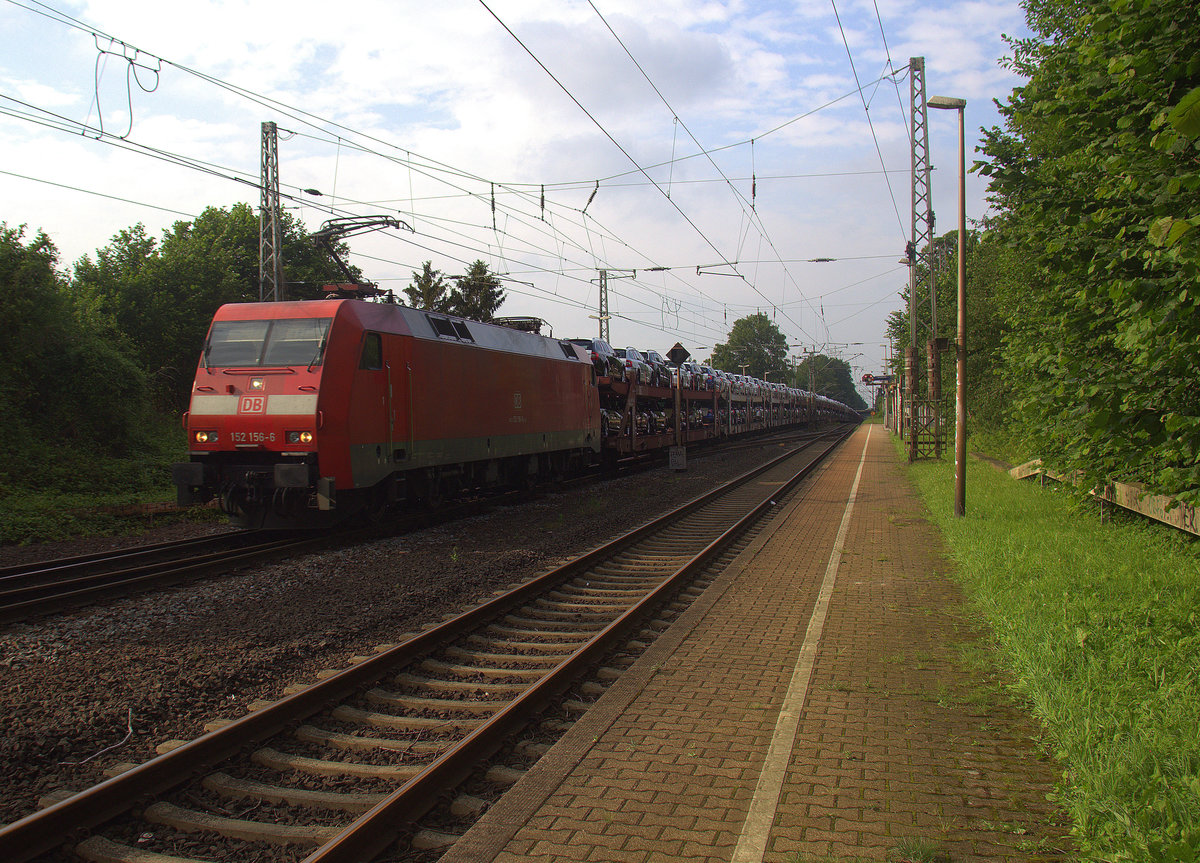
left=731, top=425, right=872, bottom=863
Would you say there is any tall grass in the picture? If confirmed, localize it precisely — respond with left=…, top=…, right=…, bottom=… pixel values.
left=901, top=440, right=1200, bottom=862
left=0, top=413, right=220, bottom=544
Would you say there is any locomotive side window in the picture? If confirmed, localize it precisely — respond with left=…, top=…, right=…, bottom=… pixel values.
left=359, top=332, right=383, bottom=370
left=206, top=318, right=332, bottom=367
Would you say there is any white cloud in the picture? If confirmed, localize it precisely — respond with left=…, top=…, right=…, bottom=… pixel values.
left=0, top=0, right=1031, bottom=374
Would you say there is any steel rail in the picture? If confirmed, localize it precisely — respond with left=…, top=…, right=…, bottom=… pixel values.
left=0, top=491, right=506, bottom=624
left=303, top=430, right=850, bottom=863
left=0, top=534, right=330, bottom=625
left=0, top=530, right=249, bottom=581
left=0, top=426, right=850, bottom=862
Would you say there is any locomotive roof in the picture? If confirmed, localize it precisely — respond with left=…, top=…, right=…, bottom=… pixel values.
left=211, top=299, right=587, bottom=364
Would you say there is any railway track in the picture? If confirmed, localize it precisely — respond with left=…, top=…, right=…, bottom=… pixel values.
left=0, top=428, right=809, bottom=627
left=1, top=424, right=852, bottom=863
left=0, top=530, right=332, bottom=625
left=0, top=487, right=537, bottom=626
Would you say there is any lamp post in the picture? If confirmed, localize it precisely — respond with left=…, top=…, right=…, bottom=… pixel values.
left=588, top=314, right=611, bottom=340
left=928, top=95, right=967, bottom=517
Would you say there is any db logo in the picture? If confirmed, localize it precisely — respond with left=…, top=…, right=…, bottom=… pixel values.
left=239, top=396, right=266, bottom=414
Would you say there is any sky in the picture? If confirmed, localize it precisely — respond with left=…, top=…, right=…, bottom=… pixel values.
left=0, top=0, right=1030, bottom=399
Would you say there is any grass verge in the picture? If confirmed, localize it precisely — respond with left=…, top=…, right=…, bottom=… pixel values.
left=899, top=436, right=1200, bottom=862
left=0, top=415, right=222, bottom=545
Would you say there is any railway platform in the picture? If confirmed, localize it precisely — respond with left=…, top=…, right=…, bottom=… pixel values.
left=440, top=423, right=1073, bottom=863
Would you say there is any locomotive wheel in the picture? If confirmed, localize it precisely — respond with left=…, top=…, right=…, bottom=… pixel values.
left=423, top=476, right=445, bottom=510
left=363, top=487, right=393, bottom=525
left=426, top=486, right=444, bottom=510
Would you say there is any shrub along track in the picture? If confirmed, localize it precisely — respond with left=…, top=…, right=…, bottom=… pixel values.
left=0, top=427, right=852, bottom=863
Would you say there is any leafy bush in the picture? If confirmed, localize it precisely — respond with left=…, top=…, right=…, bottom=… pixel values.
left=978, top=0, right=1200, bottom=505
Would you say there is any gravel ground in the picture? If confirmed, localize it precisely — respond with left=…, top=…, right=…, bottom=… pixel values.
left=0, top=445, right=785, bottom=827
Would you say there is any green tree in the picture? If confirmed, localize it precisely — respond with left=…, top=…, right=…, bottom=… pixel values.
left=710, top=313, right=788, bottom=380
left=69, top=223, right=158, bottom=346
left=449, top=259, right=506, bottom=321
left=978, top=0, right=1200, bottom=503
left=0, top=223, right=69, bottom=478
left=794, top=354, right=867, bottom=411
left=404, top=261, right=452, bottom=312
left=886, top=228, right=1022, bottom=431
left=71, top=204, right=349, bottom=409
left=0, top=224, right=150, bottom=487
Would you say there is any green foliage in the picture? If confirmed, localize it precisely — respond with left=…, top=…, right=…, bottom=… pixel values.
left=0, top=414, right=220, bottom=544
left=404, top=260, right=453, bottom=312
left=403, top=259, right=508, bottom=320
left=449, top=259, right=506, bottom=321
left=886, top=227, right=1022, bottom=432
left=70, top=204, right=349, bottom=409
left=0, top=224, right=153, bottom=490
left=794, top=353, right=867, bottom=411
left=977, top=0, right=1200, bottom=504
left=710, top=312, right=788, bottom=380
left=886, top=838, right=950, bottom=863
left=906, top=445, right=1200, bottom=862
left=0, top=223, right=69, bottom=474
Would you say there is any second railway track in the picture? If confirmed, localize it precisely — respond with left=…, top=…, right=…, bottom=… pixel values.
left=0, top=430, right=815, bottom=627
left=0, top=424, right=853, bottom=863
left=0, top=492, right=522, bottom=625
left=0, top=531, right=324, bottom=625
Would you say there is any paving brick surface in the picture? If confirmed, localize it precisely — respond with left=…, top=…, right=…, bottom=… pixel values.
left=441, top=425, right=1074, bottom=863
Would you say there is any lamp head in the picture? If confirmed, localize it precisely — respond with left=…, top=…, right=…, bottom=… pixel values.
left=928, top=96, right=966, bottom=110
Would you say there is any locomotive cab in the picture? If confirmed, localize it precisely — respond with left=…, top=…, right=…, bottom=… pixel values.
left=173, top=301, right=343, bottom=528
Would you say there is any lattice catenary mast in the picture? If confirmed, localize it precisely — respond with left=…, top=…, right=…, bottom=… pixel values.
left=259, top=121, right=286, bottom=302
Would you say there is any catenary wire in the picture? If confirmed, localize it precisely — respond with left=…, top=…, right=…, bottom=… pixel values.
left=830, top=0, right=907, bottom=243
left=7, top=0, right=907, bottom=349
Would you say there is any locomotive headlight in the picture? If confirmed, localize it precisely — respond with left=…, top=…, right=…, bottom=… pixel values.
left=287, top=431, right=314, bottom=444
left=194, top=430, right=218, bottom=444
left=250, top=378, right=265, bottom=391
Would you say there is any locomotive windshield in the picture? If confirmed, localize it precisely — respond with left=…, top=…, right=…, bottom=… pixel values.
left=204, top=318, right=332, bottom=368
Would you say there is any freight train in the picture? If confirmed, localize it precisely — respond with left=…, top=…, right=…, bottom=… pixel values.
left=172, top=294, right=858, bottom=528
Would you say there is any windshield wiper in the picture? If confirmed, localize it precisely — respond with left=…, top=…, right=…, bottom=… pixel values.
left=307, top=337, right=327, bottom=373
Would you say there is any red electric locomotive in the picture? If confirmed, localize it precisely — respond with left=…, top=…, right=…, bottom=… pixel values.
left=173, top=298, right=601, bottom=528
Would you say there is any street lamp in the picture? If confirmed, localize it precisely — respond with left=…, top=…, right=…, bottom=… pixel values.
left=928, top=95, right=967, bottom=517
left=588, top=314, right=611, bottom=340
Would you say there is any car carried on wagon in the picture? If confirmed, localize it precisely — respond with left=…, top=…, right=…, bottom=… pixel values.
left=614, top=347, right=653, bottom=384
left=567, top=337, right=625, bottom=380
left=642, top=349, right=671, bottom=388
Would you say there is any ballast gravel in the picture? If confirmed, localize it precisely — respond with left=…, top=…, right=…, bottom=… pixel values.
left=0, top=445, right=785, bottom=826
